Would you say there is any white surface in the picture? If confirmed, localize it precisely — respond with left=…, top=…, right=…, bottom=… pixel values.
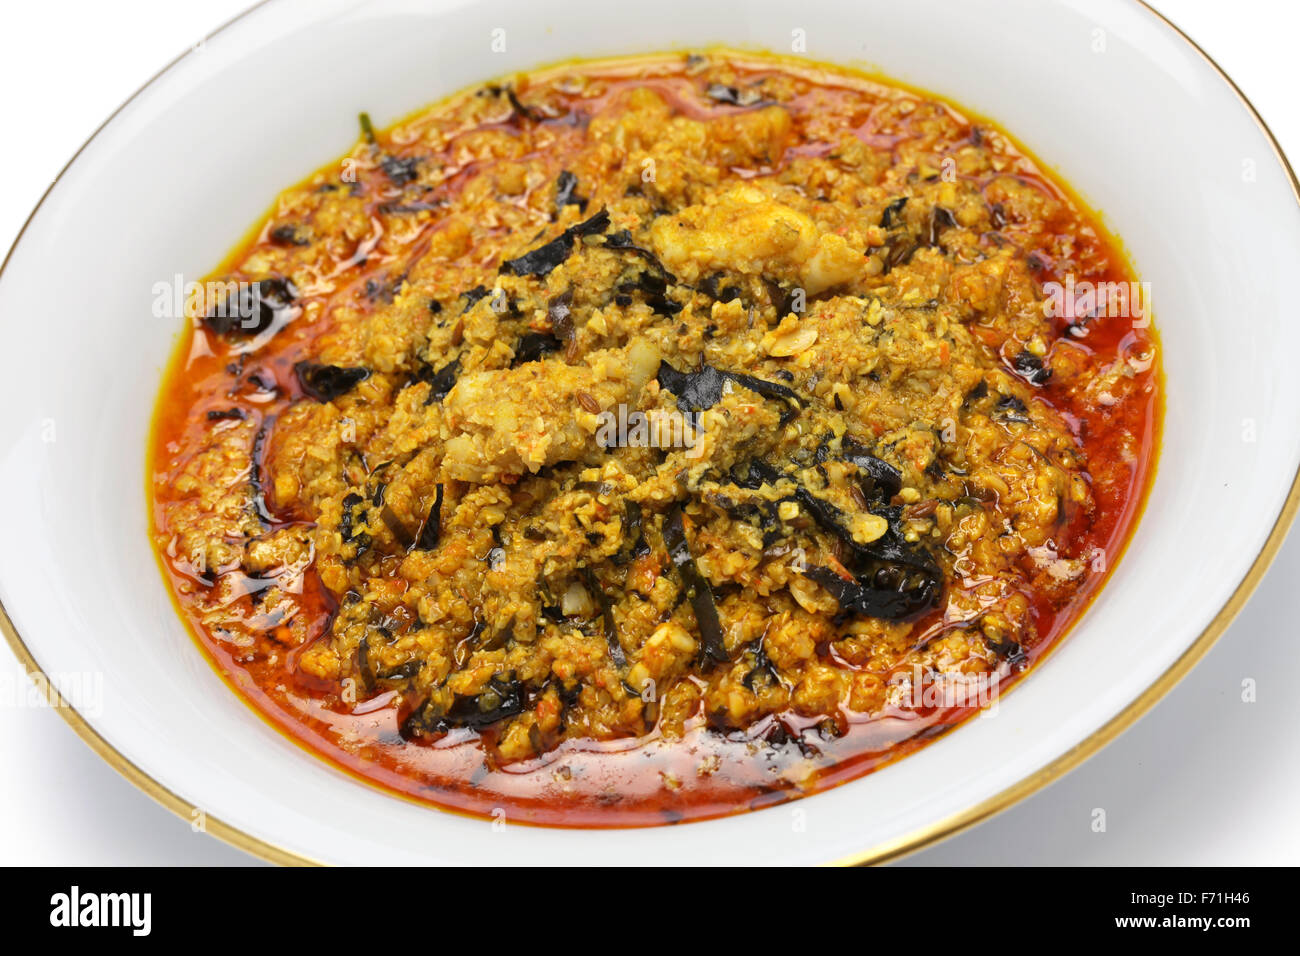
left=0, top=0, right=1296, bottom=866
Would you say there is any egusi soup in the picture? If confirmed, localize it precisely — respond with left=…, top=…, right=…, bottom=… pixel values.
left=150, top=52, right=1160, bottom=827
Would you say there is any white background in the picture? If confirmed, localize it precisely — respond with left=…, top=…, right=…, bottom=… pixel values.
left=0, top=0, right=1295, bottom=866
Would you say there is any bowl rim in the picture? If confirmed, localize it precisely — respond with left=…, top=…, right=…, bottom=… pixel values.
left=2, top=0, right=1297, bottom=868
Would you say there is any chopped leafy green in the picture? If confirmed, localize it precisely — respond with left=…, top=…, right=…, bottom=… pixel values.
left=294, top=361, right=370, bottom=402
left=663, top=506, right=728, bottom=664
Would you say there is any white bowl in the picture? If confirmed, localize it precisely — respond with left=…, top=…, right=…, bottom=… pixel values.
left=3, top=0, right=1298, bottom=866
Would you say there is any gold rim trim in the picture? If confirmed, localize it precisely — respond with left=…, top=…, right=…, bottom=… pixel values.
left=0, top=0, right=319, bottom=868
left=834, top=0, right=1300, bottom=866
left=1, top=0, right=1297, bottom=867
